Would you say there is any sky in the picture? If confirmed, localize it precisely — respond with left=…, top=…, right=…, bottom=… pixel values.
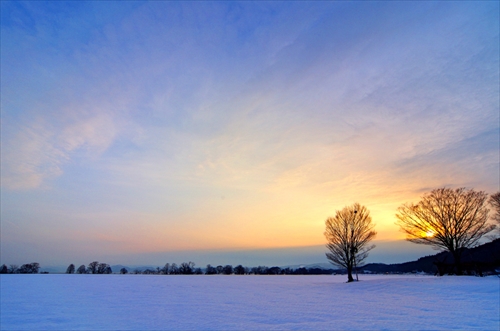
left=1, top=1, right=499, bottom=268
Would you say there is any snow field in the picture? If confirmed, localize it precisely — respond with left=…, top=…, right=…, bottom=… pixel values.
left=1, top=274, right=499, bottom=330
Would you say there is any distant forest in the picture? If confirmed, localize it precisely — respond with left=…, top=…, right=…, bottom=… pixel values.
left=2, top=238, right=499, bottom=276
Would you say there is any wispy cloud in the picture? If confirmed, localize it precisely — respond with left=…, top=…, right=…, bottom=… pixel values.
left=2, top=121, right=64, bottom=190
left=1, top=112, right=119, bottom=190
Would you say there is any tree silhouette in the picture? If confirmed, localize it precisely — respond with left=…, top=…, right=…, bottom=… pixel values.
left=66, top=264, right=75, bottom=274
left=222, top=265, right=233, bottom=275
left=251, top=266, right=268, bottom=275
left=160, top=263, right=170, bottom=275
left=97, top=263, right=112, bottom=274
left=76, top=265, right=87, bottom=274
left=18, top=263, right=40, bottom=274
left=396, top=187, right=495, bottom=275
left=268, top=267, right=282, bottom=275
left=234, top=265, right=246, bottom=275
left=170, top=263, right=179, bottom=275
left=179, top=262, right=195, bottom=274
left=88, top=261, right=99, bottom=274
left=490, top=192, right=500, bottom=234
left=205, top=264, right=217, bottom=275
left=325, top=203, right=376, bottom=282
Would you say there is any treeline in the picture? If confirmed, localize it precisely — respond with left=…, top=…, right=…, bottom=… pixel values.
left=0, top=261, right=335, bottom=275
left=0, top=263, right=40, bottom=274
left=124, top=263, right=335, bottom=275
left=66, top=261, right=112, bottom=274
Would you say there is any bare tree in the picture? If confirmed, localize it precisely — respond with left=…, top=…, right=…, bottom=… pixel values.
left=30, top=262, right=40, bottom=273
left=179, top=262, right=195, bottom=274
left=490, top=192, right=500, bottom=233
left=396, top=187, right=495, bottom=275
left=18, top=264, right=29, bottom=273
left=251, top=266, right=268, bottom=275
left=170, top=263, right=179, bottom=275
left=9, top=265, right=19, bottom=274
left=160, top=263, right=170, bottom=275
left=205, top=264, right=217, bottom=275
left=97, top=263, right=111, bottom=274
left=88, top=261, right=99, bottom=274
left=66, top=264, right=75, bottom=274
left=222, top=265, right=233, bottom=275
left=17, top=263, right=39, bottom=274
left=234, top=265, right=246, bottom=275
left=76, top=265, right=87, bottom=274
left=324, top=203, right=376, bottom=282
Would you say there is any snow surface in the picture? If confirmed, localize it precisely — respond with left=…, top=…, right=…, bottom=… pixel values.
left=1, top=274, right=499, bottom=330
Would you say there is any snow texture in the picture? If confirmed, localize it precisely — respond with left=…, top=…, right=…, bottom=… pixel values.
left=1, top=274, right=499, bottom=330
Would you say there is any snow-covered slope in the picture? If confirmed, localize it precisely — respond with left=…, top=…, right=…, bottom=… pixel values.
left=1, top=274, right=498, bottom=330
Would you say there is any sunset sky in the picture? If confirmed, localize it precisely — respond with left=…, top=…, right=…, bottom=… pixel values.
left=1, top=1, right=498, bottom=268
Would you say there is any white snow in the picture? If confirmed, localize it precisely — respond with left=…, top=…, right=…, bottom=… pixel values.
left=1, top=274, right=499, bottom=330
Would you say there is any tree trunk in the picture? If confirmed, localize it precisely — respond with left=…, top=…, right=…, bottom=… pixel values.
left=347, top=267, right=354, bottom=282
left=452, top=250, right=463, bottom=275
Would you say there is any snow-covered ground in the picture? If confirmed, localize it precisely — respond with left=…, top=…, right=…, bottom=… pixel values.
left=1, top=274, right=499, bottom=330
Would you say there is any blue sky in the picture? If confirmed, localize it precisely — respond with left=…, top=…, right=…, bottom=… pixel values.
left=1, top=1, right=498, bottom=267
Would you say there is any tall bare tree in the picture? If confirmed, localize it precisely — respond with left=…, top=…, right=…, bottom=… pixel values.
left=396, top=187, right=495, bottom=275
left=324, top=203, right=377, bottom=282
left=489, top=192, right=500, bottom=233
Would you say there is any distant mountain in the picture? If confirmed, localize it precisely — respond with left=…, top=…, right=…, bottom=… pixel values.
left=111, top=265, right=160, bottom=273
left=281, top=263, right=333, bottom=270
left=110, top=265, right=133, bottom=272
left=39, top=266, right=67, bottom=274
left=360, top=239, right=500, bottom=275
